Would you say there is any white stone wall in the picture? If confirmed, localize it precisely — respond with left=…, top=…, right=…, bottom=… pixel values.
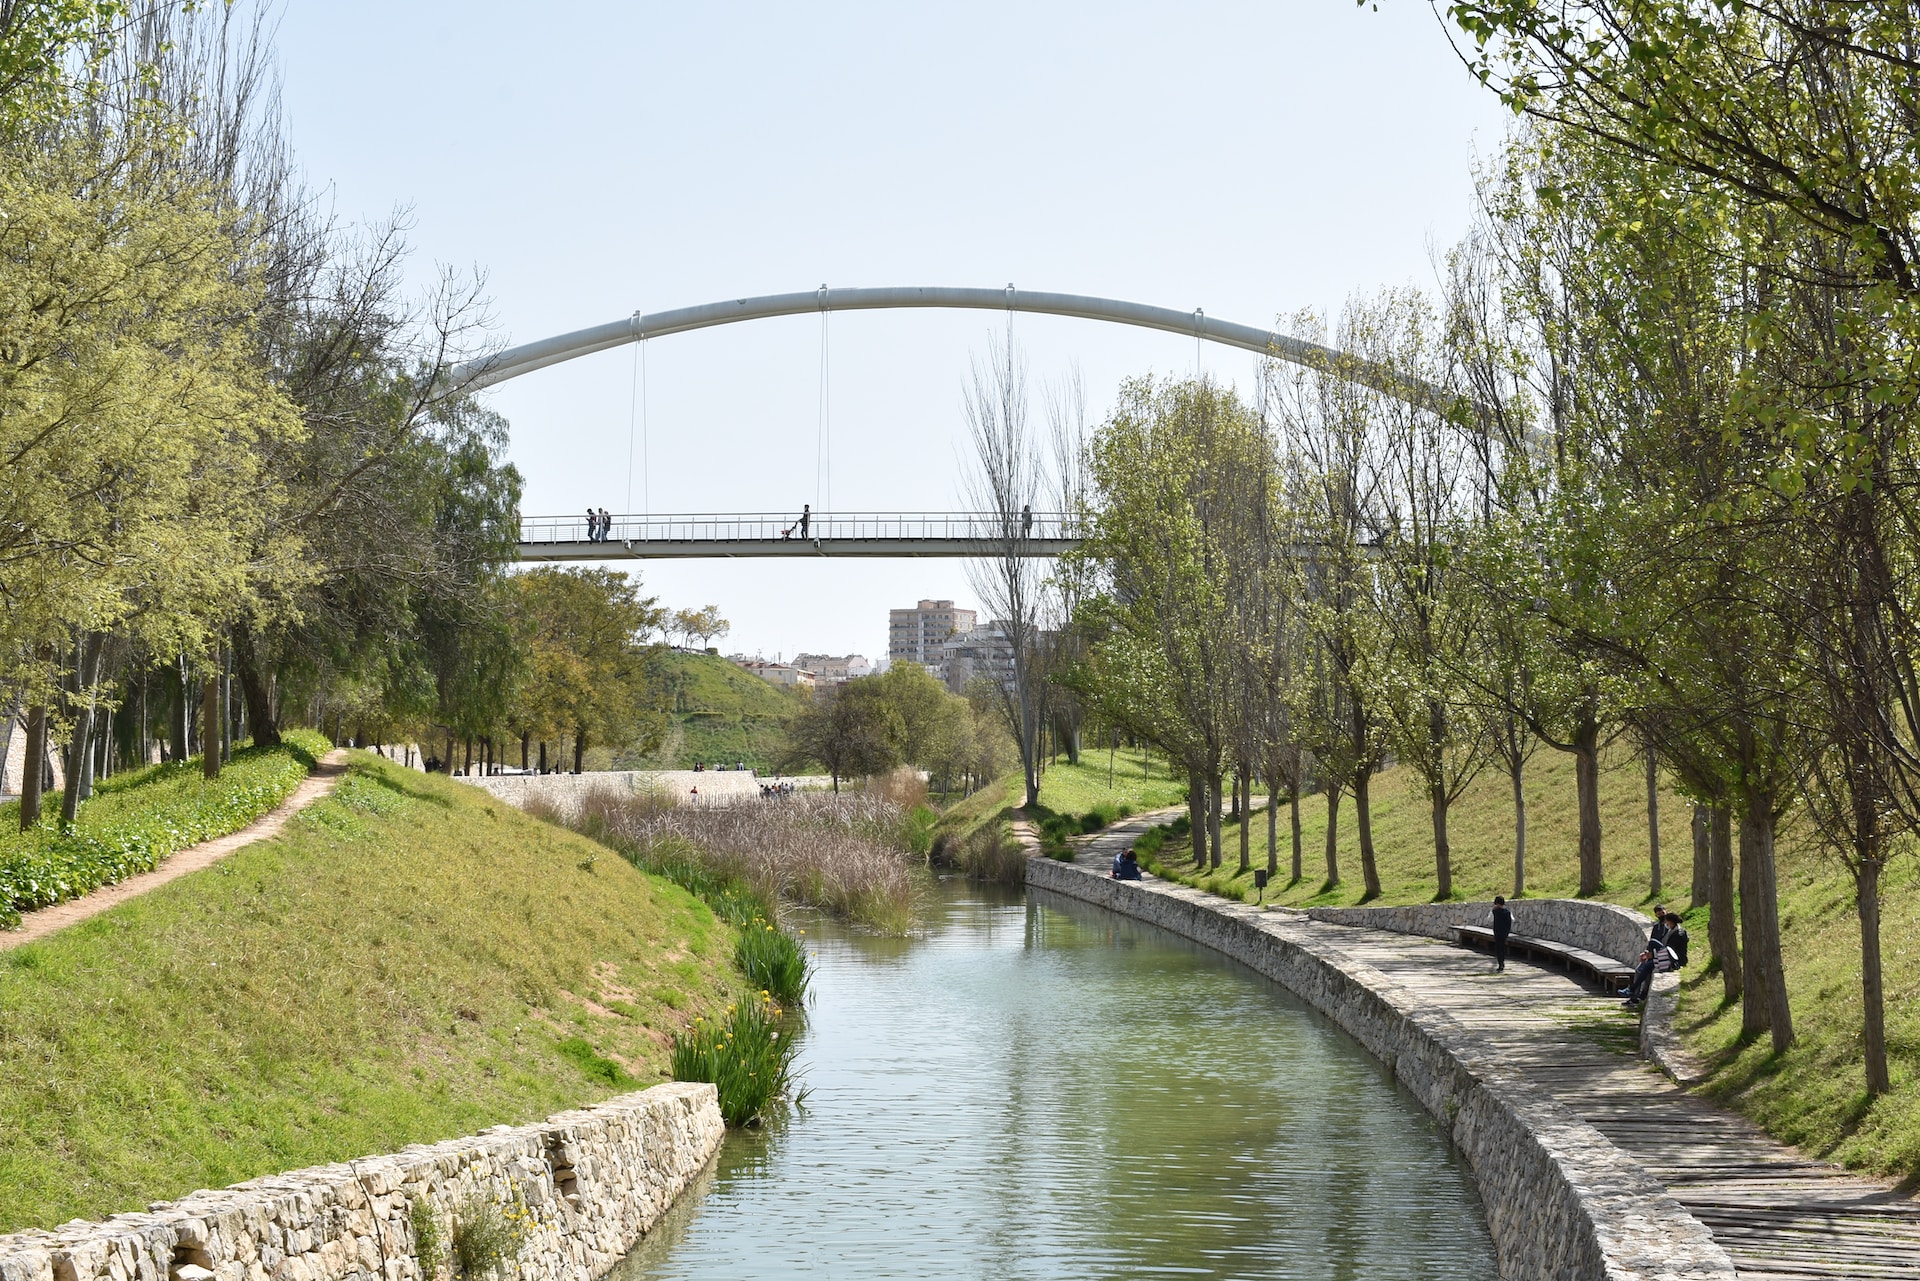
left=1026, top=859, right=1737, bottom=1281
left=0, top=1084, right=723, bottom=1281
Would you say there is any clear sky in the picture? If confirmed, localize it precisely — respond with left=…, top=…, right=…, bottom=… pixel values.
left=271, top=1, right=1510, bottom=662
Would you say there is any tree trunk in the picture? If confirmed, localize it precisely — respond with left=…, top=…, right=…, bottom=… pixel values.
left=1265, top=786, right=1278, bottom=879
left=1289, top=790, right=1303, bottom=885
left=1431, top=782, right=1452, bottom=900
left=539, top=741, right=547, bottom=773
left=1737, top=792, right=1793, bottom=1053
left=1510, top=755, right=1527, bottom=898
left=232, top=624, right=280, bottom=748
left=1208, top=771, right=1223, bottom=872
left=1574, top=730, right=1603, bottom=896
left=1707, top=804, right=1740, bottom=1002
left=1323, top=785, right=1342, bottom=887
left=1188, top=775, right=1208, bottom=870
left=169, top=655, right=189, bottom=763
left=1354, top=765, right=1382, bottom=901
left=19, top=703, right=47, bottom=829
left=201, top=670, right=222, bottom=780
left=1854, top=851, right=1890, bottom=1095
left=1237, top=767, right=1250, bottom=874
left=0, top=691, right=19, bottom=793
left=573, top=730, right=586, bottom=774
left=1645, top=748, right=1662, bottom=897
left=1690, top=804, right=1710, bottom=910
left=521, top=733, right=529, bottom=770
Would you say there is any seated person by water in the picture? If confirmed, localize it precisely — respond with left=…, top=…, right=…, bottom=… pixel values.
left=1111, top=847, right=1142, bottom=880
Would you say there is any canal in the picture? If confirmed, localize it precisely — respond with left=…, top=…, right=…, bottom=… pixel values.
left=615, top=877, right=1496, bottom=1280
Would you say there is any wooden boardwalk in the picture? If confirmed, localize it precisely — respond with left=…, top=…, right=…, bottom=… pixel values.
left=1069, top=820, right=1920, bottom=1281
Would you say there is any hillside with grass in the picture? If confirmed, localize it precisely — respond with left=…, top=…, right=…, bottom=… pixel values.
left=626, top=650, right=802, bottom=772
left=937, top=750, right=1189, bottom=851
left=1138, top=749, right=1920, bottom=1184
left=0, top=754, right=745, bottom=1231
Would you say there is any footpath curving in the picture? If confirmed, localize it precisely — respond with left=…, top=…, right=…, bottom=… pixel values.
left=1, top=750, right=350, bottom=952
left=0, top=1083, right=723, bottom=1281
left=1040, top=817, right=1920, bottom=1281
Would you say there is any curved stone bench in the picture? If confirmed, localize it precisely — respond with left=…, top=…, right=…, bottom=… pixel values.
left=1027, top=858, right=1735, bottom=1281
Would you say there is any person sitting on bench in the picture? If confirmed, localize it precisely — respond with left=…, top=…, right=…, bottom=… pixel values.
left=1622, top=938, right=1677, bottom=1006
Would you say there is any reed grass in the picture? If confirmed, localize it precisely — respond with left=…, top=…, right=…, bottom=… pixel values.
left=559, top=788, right=919, bottom=933
left=669, top=995, right=804, bottom=1127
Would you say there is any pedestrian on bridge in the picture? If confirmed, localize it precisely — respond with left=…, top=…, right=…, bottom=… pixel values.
left=799, top=504, right=811, bottom=538
left=585, top=507, right=598, bottom=542
left=599, top=507, right=612, bottom=542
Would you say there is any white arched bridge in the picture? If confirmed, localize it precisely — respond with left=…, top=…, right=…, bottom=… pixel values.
left=473, top=285, right=1428, bottom=561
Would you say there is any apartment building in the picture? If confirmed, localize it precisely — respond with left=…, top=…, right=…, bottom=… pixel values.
left=941, top=621, right=1017, bottom=695
left=791, top=654, right=873, bottom=687
left=887, top=599, right=976, bottom=682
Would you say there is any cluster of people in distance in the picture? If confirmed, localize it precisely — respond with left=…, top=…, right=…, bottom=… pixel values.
left=690, top=761, right=746, bottom=772
left=760, top=780, right=799, bottom=799
left=584, top=507, right=614, bottom=542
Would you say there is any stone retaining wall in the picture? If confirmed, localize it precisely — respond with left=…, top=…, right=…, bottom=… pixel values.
left=0, top=1083, right=723, bottom=1281
left=1027, top=858, right=1735, bottom=1281
left=1306, top=898, right=1656, bottom=966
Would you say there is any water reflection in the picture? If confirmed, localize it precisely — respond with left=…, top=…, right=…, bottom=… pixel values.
left=613, top=877, right=1494, bottom=1280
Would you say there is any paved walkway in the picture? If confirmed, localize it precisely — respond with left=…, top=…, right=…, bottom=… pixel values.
left=1067, top=813, right=1920, bottom=1281
left=1, top=749, right=350, bottom=950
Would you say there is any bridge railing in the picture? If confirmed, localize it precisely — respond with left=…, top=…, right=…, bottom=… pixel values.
left=519, top=511, right=1081, bottom=545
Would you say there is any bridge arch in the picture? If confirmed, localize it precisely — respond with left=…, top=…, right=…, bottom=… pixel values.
left=453, top=285, right=1432, bottom=405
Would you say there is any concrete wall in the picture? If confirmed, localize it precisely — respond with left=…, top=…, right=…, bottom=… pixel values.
left=1026, top=859, right=1735, bottom=1281
left=1306, top=898, right=1657, bottom=966
left=0, top=1083, right=723, bottom=1281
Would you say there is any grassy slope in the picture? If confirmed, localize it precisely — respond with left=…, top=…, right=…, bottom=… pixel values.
left=936, top=751, right=1190, bottom=846
left=626, top=651, right=801, bottom=772
left=0, top=754, right=744, bottom=1231
left=1146, top=749, right=1920, bottom=1184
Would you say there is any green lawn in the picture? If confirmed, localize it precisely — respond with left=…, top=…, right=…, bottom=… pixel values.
left=0, top=753, right=744, bottom=1230
left=0, top=730, right=330, bottom=925
left=935, top=749, right=1188, bottom=849
left=1138, top=747, right=1920, bottom=1185
left=622, top=650, right=802, bottom=772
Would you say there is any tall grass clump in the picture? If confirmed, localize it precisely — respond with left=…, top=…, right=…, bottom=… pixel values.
left=559, top=787, right=919, bottom=932
left=670, top=995, right=803, bottom=1126
left=734, top=917, right=809, bottom=1004
left=956, top=823, right=1028, bottom=884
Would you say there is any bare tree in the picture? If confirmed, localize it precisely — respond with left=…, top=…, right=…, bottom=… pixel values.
left=963, top=338, right=1046, bottom=809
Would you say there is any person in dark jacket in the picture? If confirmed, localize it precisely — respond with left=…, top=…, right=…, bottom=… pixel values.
left=1663, top=913, right=1689, bottom=967
left=1490, top=895, right=1513, bottom=972
left=1111, top=847, right=1143, bottom=880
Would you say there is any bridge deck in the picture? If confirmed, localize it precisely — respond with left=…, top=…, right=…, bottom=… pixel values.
left=516, top=511, right=1080, bottom=560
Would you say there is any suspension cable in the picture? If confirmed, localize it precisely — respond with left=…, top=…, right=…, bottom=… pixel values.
left=817, top=283, right=831, bottom=515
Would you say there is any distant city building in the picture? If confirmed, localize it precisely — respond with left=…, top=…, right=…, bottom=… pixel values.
left=888, top=599, right=976, bottom=683
left=791, top=653, right=872, bottom=687
left=941, top=621, right=1017, bottom=695
left=733, top=660, right=816, bottom=692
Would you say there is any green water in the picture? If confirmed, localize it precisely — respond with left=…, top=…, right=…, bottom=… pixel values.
left=615, top=878, right=1496, bottom=1279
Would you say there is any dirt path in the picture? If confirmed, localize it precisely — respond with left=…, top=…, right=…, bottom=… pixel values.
left=0, top=749, right=350, bottom=950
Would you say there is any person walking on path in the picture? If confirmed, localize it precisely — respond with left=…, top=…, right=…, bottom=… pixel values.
left=598, top=507, right=612, bottom=542
left=585, top=507, right=598, bottom=542
left=1490, top=895, right=1513, bottom=972
left=799, top=504, right=811, bottom=538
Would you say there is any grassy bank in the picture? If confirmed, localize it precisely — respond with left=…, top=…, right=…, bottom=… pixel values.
left=0, top=754, right=745, bottom=1230
left=1139, top=748, right=1920, bottom=1184
left=936, top=752, right=1188, bottom=846
left=0, top=730, right=330, bottom=926
left=624, top=650, right=801, bottom=772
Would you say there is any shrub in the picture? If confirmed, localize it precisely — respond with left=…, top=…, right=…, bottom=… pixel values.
left=902, top=803, right=939, bottom=856
left=670, top=995, right=803, bottom=1126
left=957, top=823, right=1028, bottom=884
left=448, top=1193, right=530, bottom=1278
left=734, top=917, right=809, bottom=1005
left=0, top=732, right=326, bottom=927
left=409, top=1198, right=441, bottom=1276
